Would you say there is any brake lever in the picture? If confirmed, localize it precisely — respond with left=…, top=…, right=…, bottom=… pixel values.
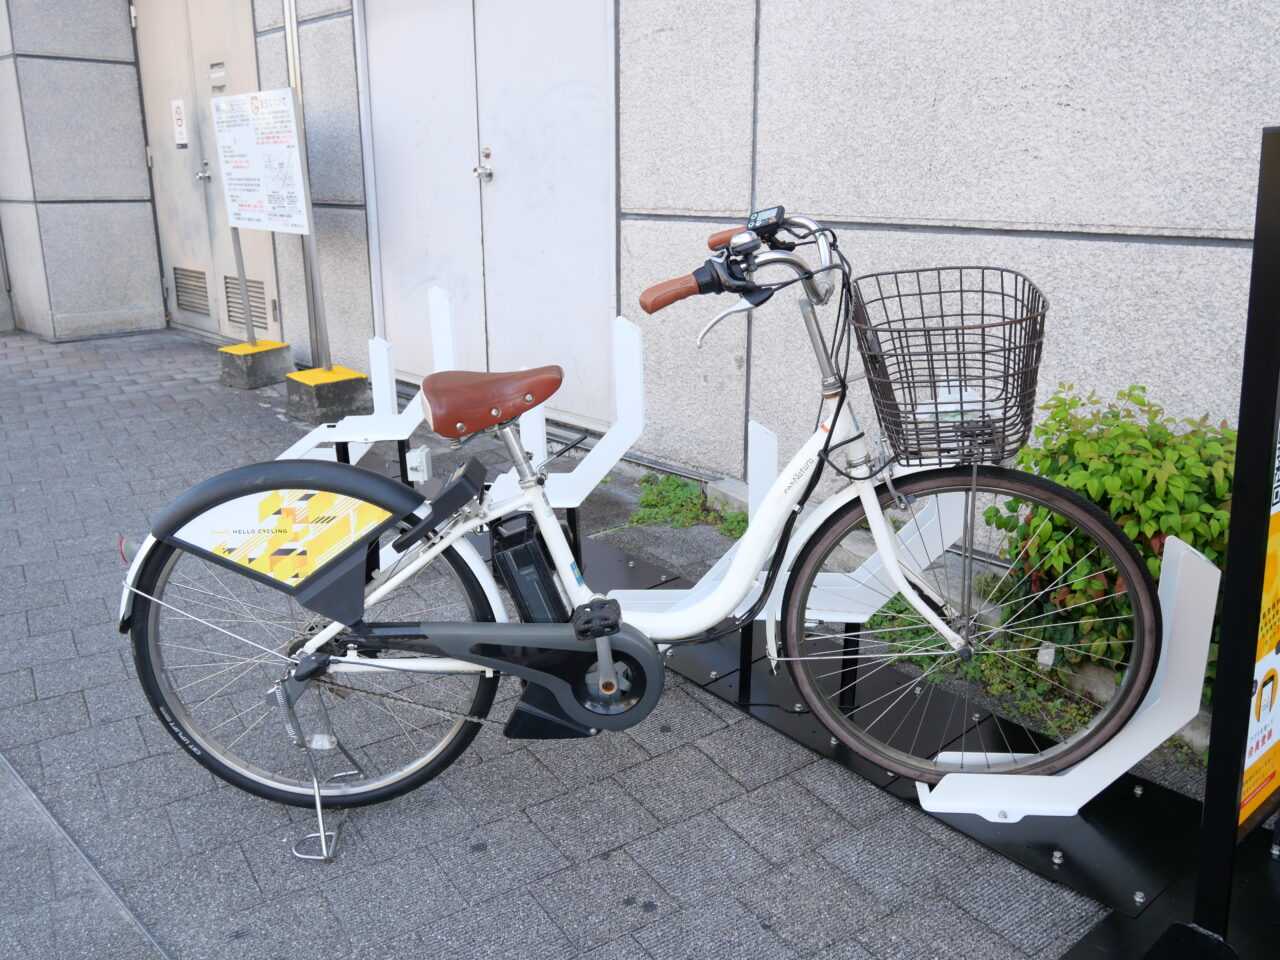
left=694, top=286, right=773, bottom=346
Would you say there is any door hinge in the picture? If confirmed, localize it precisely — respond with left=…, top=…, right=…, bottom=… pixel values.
left=130, top=4, right=137, bottom=29
left=145, top=145, right=153, bottom=168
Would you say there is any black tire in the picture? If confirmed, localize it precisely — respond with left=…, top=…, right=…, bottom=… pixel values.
left=132, top=535, right=498, bottom=808
left=783, top=466, right=1160, bottom=783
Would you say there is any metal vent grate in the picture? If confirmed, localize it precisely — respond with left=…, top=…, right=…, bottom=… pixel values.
left=173, top=267, right=210, bottom=316
left=223, top=276, right=268, bottom=331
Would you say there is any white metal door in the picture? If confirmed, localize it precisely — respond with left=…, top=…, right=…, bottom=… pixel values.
left=136, top=0, right=280, bottom=342
left=473, top=0, right=616, bottom=428
left=365, top=0, right=489, bottom=380
left=364, top=0, right=616, bottom=426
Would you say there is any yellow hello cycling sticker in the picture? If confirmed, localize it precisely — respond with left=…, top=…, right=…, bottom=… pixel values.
left=176, top=489, right=390, bottom=585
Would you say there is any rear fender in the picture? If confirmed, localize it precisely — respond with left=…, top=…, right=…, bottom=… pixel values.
left=118, top=533, right=160, bottom=632
left=119, top=460, right=427, bottom=632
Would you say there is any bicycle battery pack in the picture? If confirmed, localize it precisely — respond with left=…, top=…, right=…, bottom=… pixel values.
left=490, top=513, right=570, bottom=624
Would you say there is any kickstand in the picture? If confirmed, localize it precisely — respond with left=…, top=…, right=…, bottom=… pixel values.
left=291, top=768, right=355, bottom=863
left=270, top=679, right=366, bottom=863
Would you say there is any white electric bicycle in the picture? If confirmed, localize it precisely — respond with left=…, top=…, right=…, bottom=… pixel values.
left=118, top=209, right=1159, bottom=808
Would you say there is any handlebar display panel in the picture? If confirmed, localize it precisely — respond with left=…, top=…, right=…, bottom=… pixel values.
left=747, top=205, right=785, bottom=236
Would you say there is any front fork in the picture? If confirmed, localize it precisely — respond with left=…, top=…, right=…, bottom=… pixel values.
left=837, top=422, right=968, bottom=653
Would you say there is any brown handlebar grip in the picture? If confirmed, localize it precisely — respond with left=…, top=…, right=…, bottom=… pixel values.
left=639, top=274, right=701, bottom=314
left=707, top=227, right=740, bottom=250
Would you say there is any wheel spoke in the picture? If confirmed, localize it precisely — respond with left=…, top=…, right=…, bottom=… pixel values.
left=135, top=534, right=494, bottom=805
left=784, top=469, right=1155, bottom=781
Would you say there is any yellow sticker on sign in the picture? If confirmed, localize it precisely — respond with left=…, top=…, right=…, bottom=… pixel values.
left=175, top=489, right=391, bottom=586
left=1241, top=451, right=1280, bottom=826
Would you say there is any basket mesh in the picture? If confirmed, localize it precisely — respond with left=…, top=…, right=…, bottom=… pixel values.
left=852, top=267, right=1047, bottom=466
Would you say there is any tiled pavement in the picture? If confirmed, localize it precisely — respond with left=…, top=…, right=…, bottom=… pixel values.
left=0, top=329, right=1196, bottom=959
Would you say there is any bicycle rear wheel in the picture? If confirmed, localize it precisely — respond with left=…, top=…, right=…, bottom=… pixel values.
left=783, top=466, right=1160, bottom=783
left=131, top=531, right=498, bottom=807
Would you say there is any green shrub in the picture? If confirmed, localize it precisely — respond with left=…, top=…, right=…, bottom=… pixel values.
left=1010, top=384, right=1235, bottom=701
left=630, top=473, right=748, bottom=539
left=716, top=510, right=749, bottom=539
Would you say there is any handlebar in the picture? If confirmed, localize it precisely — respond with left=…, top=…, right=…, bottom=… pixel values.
left=638, top=274, right=702, bottom=314
left=639, top=213, right=836, bottom=315
left=639, top=262, right=721, bottom=315
left=707, top=227, right=738, bottom=250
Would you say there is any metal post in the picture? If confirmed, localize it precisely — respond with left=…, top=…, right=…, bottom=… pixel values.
left=736, top=621, right=754, bottom=706
left=1191, top=127, right=1280, bottom=936
left=839, top=624, right=860, bottom=714
left=229, top=227, right=257, bottom=347
left=282, top=0, right=332, bottom=370
left=302, top=227, right=332, bottom=370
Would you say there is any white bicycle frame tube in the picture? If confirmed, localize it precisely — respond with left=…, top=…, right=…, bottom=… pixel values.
left=302, top=210, right=961, bottom=670
left=310, top=400, right=962, bottom=674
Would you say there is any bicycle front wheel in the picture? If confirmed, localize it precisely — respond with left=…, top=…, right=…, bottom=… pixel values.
left=783, top=466, right=1160, bottom=783
left=131, top=532, right=498, bottom=807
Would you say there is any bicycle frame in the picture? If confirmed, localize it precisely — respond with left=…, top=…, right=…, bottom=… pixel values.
left=310, top=398, right=964, bottom=679
left=304, top=212, right=969, bottom=674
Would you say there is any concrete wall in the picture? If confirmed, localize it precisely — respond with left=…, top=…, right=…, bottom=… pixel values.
left=618, top=0, right=1272, bottom=476
left=4, top=1, right=1266, bottom=479
left=0, top=0, right=163, bottom=340
left=253, top=0, right=374, bottom=373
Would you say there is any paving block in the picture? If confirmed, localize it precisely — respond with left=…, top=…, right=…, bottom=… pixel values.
left=714, top=776, right=849, bottom=865
left=530, top=850, right=675, bottom=950
left=624, top=685, right=725, bottom=757
left=284, top=365, right=373, bottom=423
left=415, top=891, right=573, bottom=960
left=614, top=743, right=743, bottom=824
left=217, top=339, right=294, bottom=390
left=857, top=899, right=1030, bottom=960
left=318, top=854, right=459, bottom=945
left=634, top=895, right=803, bottom=960
left=706, top=476, right=748, bottom=513
left=429, top=813, right=568, bottom=905
left=526, top=778, right=659, bottom=864
left=733, top=852, right=892, bottom=956
left=626, top=811, right=769, bottom=900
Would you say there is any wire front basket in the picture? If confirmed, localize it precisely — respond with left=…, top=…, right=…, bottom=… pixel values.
left=852, top=267, right=1047, bottom=466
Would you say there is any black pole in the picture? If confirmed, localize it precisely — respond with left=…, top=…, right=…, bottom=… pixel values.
left=1191, top=127, right=1280, bottom=935
left=736, top=621, right=754, bottom=706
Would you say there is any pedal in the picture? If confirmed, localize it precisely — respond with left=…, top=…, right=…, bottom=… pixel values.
left=572, top=598, right=621, bottom=640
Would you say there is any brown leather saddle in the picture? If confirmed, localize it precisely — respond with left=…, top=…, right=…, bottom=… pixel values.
left=421, top=366, right=563, bottom=439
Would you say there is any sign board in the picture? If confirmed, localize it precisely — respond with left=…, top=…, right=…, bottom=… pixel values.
left=1191, top=128, right=1280, bottom=940
left=1240, top=430, right=1280, bottom=824
left=210, top=88, right=310, bottom=235
left=171, top=99, right=188, bottom=148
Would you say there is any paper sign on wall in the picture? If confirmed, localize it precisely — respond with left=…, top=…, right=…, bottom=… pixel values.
left=210, top=88, right=310, bottom=235
left=171, top=100, right=188, bottom=148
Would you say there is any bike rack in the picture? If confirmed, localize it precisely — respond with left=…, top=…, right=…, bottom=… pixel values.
left=269, top=312, right=1221, bottom=922
left=915, top=537, right=1219, bottom=823
left=277, top=288, right=647, bottom=511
